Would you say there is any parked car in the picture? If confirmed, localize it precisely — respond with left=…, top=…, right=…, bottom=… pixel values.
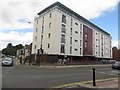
left=112, top=61, right=120, bottom=70
left=101, top=59, right=109, bottom=64
left=109, top=60, right=116, bottom=64
left=2, top=57, right=13, bottom=66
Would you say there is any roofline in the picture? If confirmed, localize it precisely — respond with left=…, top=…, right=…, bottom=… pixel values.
left=38, top=2, right=110, bottom=35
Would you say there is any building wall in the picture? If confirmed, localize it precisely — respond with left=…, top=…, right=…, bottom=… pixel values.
left=112, top=47, right=118, bottom=60
left=32, top=5, right=112, bottom=60
left=32, top=8, right=84, bottom=56
left=83, top=25, right=93, bottom=55
left=57, top=9, right=83, bottom=56
left=32, top=9, right=61, bottom=55
left=92, top=28, right=112, bottom=58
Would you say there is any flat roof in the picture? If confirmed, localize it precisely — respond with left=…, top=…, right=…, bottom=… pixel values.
left=38, top=2, right=110, bottom=35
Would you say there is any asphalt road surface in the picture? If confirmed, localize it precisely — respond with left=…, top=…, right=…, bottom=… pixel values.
left=2, top=63, right=119, bottom=88
left=0, top=57, right=2, bottom=90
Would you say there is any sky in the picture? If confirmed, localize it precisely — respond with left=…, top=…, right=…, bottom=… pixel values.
left=0, top=0, right=119, bottom=50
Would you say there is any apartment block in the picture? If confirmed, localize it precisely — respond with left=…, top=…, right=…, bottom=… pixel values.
left=32, top=2, right=112, bottom=64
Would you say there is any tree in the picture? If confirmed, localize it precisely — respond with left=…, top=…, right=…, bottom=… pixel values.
left=2, top=48, right=7, bottom=55
left=7, top=43, right=12, bottom=48
left=2, top=43, right=24, bottom=56
left=3, top=43, right=15, bottom=55
left=15, top=44, right=24, bottom=50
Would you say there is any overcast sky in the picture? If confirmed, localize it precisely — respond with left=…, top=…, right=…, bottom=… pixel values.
left=0, top=0, right=119, bottom=50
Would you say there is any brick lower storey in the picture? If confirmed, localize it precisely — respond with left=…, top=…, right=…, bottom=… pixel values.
left=30, top=54, right=111, bottom=65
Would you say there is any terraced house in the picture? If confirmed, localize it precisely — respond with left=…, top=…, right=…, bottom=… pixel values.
left=32, top=2, right=112, bottom=64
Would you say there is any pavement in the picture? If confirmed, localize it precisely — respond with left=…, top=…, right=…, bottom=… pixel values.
left=52, top=78, right=118, bottom=89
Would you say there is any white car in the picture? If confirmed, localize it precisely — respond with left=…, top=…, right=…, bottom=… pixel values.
left=112, top=61, right=120, bottom=70
left=2, top=57, right=13, bottom=66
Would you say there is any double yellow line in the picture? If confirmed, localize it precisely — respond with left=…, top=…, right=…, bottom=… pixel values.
left=51, top=77, right=117, bottom=88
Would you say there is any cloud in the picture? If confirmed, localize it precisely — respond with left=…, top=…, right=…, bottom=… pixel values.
left=112, top=40, right=118, bottom=48
left=0, top=31, right=33, bottom=50
left=0, top=0, right=119, bottom=31
left=0, top=0, right=119, bottom=50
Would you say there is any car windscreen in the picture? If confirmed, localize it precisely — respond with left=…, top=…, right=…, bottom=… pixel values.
left=4, top=58, right=12, bottom=61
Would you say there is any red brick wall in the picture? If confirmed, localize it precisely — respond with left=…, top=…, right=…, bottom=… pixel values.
left=83, top=25, right=93, bottom=55
left=112, top=47, right=118, bottom=60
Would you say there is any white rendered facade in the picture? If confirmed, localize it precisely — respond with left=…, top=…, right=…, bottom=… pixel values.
left=32, top=9, right=83, bottom=56
left=32, top=2, right=112, bottom=59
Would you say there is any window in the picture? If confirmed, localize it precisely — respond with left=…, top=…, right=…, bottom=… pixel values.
left=42, top=26, right=44, bottom=34
left=101, top=48, right=103, bottom=51
left=41, top=45, right=42, bottom=49
left=34, top=45, right=36, bottom=49
left=36, top=28, right=37, bottom=32
left=75, top=22, right=78, bottom=25
left=71, top=19, right=73, bottom=26
left=61, top=24, right=66, bottom=33
left=37, top=20, right=38, bottom=24
left=61, top=34, right=65, bottom=43
left=80, top=32, right=82, bottom=38
left=75, top=40, right=78, bottom=42
left=80, top=24, right=82, bottom=30
left=101, top=35, right=103, bottom=39
left=62, top=15, right=66, bottom=24
left=70, top=46, right=72, bottom=54
left=49, top=23, right=51, bottom=28
left=41, top=35, right=43, bottom=43
left=102, top=52, right=103, bottom=57
left=85, top=34, right=88, bottom=40
left=48, top=43, right=50, bottom=48
left=98, top=39, right=100, bottom=44
left=50, top=13, right=52, bottom=18
left=85, top=41, right=87, bottom=48
left=75, top=31, right=78, bottom=34
left=48, top=33, right=50, bottom=38
left=84, top=26, right=88, bottom=31
left=75, top=48, right=78, bottom=51
left=61, top=44, right=65, bottom=53
left=42, top=17, right=44, bottom=25
left=70, top=37, right=72, bottom=45
left=80, top=48, right=81, bottom=55
left=37, top=49, right=40, bottom=54
left=80, top=40, right=82, bottom=46
left=35, top=37, right=37, bottom=41
left=70, top=28, right=72, bottom=35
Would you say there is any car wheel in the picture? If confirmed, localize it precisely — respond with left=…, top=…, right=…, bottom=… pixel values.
left=11, top=63, right=13, bottom=66
left=112, top=67, right=115, bottom=69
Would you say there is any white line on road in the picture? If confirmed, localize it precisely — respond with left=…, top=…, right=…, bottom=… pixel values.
left=90, top=70, right=119, bottom=76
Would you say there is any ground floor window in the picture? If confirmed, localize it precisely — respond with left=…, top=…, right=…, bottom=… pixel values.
left=61, top=44, right=65, bottom=53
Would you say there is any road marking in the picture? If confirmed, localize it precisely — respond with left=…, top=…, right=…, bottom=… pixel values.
left=97, top=71, right=119, bottom=76
left=51, top=77, right=117, bottom=88
left=90, top=70, right=120, bottom=76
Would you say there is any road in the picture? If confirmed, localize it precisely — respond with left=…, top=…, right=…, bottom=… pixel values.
left=0, top=57, right=2, bottom=90
left=2, top=63, right=119, bottom=88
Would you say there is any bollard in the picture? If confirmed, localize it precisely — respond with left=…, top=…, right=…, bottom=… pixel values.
left=92, top=68, right=96, bottom=86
